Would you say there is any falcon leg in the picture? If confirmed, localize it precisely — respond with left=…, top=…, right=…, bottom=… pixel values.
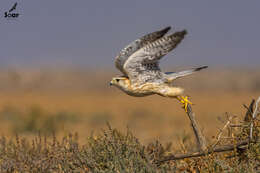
left=177, top=96, right=193, bottom=112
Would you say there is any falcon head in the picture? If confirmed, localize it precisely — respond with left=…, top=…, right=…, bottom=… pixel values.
left=110, top=76, right=130, bottom=90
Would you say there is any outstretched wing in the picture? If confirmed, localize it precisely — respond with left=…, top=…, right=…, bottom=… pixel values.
left=124, top=30, right=187, bottom=84
left=115, top=26, right=171, bottom=76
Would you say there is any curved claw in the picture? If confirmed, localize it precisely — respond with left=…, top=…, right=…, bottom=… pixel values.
left=177, top=96, right=193, bottom=112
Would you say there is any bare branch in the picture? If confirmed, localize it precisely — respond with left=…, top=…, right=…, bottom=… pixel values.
left=244, top=99, right=255, bottom=122
left=185, top=104, right=207, bottom=151
left=252, top=97, right=260, bottom=119
left=229, top=124, right=248, bottom=127
left=157, top=139, right=250, bottom=163
left=157, top=98, right=260, bottom=165
left=250, top=96, right=260, bottom=140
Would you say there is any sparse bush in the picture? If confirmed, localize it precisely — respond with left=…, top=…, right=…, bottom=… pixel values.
left=0, top=125, right=173, bottom=172
left=0, top=120, right=259, bottom=172
left=84, top=124, right=174, bottom=172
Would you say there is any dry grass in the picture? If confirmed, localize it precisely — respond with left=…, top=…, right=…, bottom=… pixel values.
left=0, top=122, right=259, bottom=172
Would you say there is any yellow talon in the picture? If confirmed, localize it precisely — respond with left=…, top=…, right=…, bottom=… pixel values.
left=177, top=96, right=193, bottom=112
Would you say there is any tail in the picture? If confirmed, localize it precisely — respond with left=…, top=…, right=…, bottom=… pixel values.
left=164, top=66, right=208, bottom=82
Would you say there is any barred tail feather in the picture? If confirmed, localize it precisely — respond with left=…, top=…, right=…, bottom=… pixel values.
left=165, top=66, right=208, bottom=82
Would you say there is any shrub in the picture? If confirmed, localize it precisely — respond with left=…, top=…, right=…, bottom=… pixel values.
left=0, top=122, right=259, bottom=172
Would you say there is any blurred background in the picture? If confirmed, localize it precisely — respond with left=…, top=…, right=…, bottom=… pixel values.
left=0, top=0, right=260, bottom=145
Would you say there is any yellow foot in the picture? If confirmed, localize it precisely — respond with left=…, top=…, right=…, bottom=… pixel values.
left=177, top=96, right=193, bottom=112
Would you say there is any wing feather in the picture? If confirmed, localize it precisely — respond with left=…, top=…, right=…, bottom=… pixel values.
left=124, top=30, right=187, bottom=84
left=142, top=30, right=187, bottom=63
left=115, top=26, right=171, bottom=75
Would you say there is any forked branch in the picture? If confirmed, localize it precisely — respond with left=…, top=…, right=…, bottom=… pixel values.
left=158, top=97, right=260, bottom=164
left=213, top=114, right=235, bottom=148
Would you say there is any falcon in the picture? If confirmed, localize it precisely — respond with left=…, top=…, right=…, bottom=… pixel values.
left=110, top=26, right=207, bottom=112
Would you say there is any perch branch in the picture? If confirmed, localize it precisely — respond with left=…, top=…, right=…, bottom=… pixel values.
left=157, top=98, right=259, bottom=164
left=158, top=139, right=250, bottom=163
left=185, top=104, right=207, bottom=151
left=250, top=96, right=260, bottom=140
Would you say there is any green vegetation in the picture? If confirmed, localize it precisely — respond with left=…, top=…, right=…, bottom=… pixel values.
left=0, top=121, right=259, bottom=172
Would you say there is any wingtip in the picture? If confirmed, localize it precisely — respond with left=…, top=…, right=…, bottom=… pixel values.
left=195, top=66, right=208, bottom=71
left=161, top=26, right=171, bottom=33
left=179, top=29, right=188, bottom=36
left=182, top=29, right=188, bottom=35
left=172, top=29, right=188, bottom=38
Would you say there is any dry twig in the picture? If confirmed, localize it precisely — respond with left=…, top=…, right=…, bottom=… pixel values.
left=244, top=99, right=255, bottom=122
left=158, top=98, right=260, bottom=164
left=158, top=139, right=250, bottom=163
left=213, top=114, right=235, bottom=148
left=185, top=104, right=207, bottom=151
left=250, top=96, right=260, bottom=140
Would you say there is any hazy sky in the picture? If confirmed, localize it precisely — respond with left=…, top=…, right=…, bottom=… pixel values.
left=1, top=0, right=260, bottom=68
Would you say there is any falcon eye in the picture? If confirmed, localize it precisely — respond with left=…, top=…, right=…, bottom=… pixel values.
left=116, top=79, right=120, bottom=82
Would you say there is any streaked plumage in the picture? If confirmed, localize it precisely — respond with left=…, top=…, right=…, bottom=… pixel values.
left=110, top=26, right=207, bottom=110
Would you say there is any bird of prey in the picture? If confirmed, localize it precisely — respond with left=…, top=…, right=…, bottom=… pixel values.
left=110, top=26, right=207, bottom=112
left=9, top=2, right=17, bottom=13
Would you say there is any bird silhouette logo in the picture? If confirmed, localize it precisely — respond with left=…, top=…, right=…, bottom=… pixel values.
left=9, top=2, right=17, bottom=13
left=4, top=2, right=20, bottom=19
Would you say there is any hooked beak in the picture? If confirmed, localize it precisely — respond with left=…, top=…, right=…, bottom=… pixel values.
left=109, top=81, right=112, bottom=86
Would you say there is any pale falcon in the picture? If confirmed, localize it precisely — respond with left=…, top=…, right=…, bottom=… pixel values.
left=110, top=26, right=207, bottom=111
